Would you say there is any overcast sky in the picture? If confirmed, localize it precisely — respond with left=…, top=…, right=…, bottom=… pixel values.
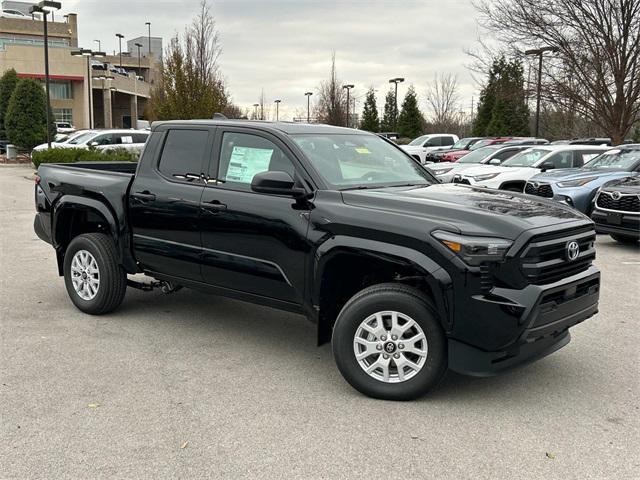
left=63, top=0, right=481, bottom=121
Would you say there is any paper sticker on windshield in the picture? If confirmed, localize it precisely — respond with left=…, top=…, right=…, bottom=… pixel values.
left=226, top=146, right=273, bottom=183
left=355, top=147, right=371, bottom=154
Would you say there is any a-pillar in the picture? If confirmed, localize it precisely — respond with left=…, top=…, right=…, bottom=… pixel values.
left=130, top=95, right=138, bottom=129
left=103, top=88, right=113, bottom=129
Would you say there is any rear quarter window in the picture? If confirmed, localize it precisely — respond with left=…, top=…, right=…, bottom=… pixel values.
left=158, top=129, right=209, bottom=179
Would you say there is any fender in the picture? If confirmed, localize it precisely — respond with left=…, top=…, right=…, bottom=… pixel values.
left=312, top=235, right=454, bottom=341
left=52, top=195, right=137, bottom=274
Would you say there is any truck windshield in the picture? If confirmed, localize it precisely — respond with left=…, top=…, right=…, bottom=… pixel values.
left=408, top=135, right=429, bottom=146
left=293, top=134, right=435, bottom=189
left=583, top=149, right=640, bottom=169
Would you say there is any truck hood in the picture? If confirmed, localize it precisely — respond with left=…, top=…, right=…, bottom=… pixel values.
left=459, top=165, right=539, bottom=177
left=530, top=167, right=629, bottom=182
left=341, top=183, right=587, bottom=240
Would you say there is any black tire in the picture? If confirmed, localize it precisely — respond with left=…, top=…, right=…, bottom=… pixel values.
left=63, top=233, right=127, bottom=315
left=332, top=283, right=447, bottom=400
left=610, top=234, right=639, bottom=244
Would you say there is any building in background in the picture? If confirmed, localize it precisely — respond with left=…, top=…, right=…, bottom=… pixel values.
left=0, top=9, right=160, bottom=130
left=127, top=35, right=162, bottom=61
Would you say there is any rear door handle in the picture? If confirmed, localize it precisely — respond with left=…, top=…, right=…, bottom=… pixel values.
left=202, top=200, right=227, bottom=213
left=131, top=191, right=156, bottom=202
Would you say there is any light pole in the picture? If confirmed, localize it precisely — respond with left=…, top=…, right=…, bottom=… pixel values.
left=93, top=39, right=101, bottom=51
left=115, top=33, right=124, bottom=68
left=304, top=92, right=313, bottom=123
left=71, top=48, right=105, bottom=129
left=145, top=22, right=151, bottom=55
left=274, top=99, right=281, bottom=121
left=253, top=103, right=259, bottom=120
left=134, top=42, right=143, bottom=75
left=388, top=77, right=405, bottom=129
left=342, top=84, right=354, bottom=127
left=525, top=46, right=558, bottom=137
left=30, top=1, right=61, bottom=148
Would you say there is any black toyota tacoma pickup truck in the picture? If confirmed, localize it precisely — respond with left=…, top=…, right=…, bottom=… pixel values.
left=34, top=120, right=601, bottom=400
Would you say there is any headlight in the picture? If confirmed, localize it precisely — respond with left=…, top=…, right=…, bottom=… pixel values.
left=432, top=231, right=513, bottom=266
left=557, top=177, right=597, bottom=188
left=435, top=168, right=454, bottom=175
left=471, top=172, right=501, bottom=181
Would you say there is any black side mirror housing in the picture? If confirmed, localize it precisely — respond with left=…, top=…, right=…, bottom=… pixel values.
left=251, top=171, right=306, bottom=197
left=540, top=161, right=555, bottom=171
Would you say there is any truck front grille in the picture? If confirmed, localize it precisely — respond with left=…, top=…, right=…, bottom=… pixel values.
left=596, top=191, right=640, bottom=213
left=524, top=182, right=553, bottom=198
left=519, top=226, right=596, bottom=285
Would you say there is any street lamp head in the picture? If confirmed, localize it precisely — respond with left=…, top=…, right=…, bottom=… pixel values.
left=274, top=99, right=281, bottom=103
left=342, top=84, right=354, bottom=89
left=116, top=33, right=124, bottom=39
left=145, top=22, right=151, bottom=26
left=39, top=1, right=62, bottom=12
left=305, top=92, right=313, bottom=96
left=93, top=51, right=106, bottom=58
left=389, top=77, right=405, bottom=84
left=253, top=103, right=259, bottom=107
left=135, top=43, right=143, bottom=48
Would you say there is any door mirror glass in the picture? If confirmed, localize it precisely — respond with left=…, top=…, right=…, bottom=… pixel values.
left=251, top=171, right=305, bottom=197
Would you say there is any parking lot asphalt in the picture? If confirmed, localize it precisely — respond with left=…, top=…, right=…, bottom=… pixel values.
left=1, top=164, right=639, bottom=479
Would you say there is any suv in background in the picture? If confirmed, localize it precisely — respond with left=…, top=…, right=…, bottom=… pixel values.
left=427, top=145, right=532, bottom=182
left=456, top=145, right=608, bottom=191
left=525, top=145, right=640, bottom=213
left=400, top=134, right=459, bottom=163
left=591, top=176, right=640, bottom=244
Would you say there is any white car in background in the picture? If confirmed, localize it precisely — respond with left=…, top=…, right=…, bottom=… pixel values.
left=1, top=9, right=28, bottom=19
left=427, top=144, right=532, bottom=182
left=400, top=133, right=459, bottom=163
left=33, top=129, right=150, bottom=154
left=455, top=145, right=609, bottom=191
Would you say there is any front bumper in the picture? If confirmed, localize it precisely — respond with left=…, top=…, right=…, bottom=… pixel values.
left=591, top=208, right=640, bottom=238
left=448, top=266, right=600, bottom=376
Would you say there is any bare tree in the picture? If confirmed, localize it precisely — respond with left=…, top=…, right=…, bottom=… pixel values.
left=149, top=0, right=232, bottom=120
left=425, top=73, right=461, bottom=132
left=316, top=52, right=346, bottom=126
left=474, top=0, right=640, bottom=144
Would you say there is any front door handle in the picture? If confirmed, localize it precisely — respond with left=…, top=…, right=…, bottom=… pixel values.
left=202, top=200, right=227, bottom=213
left=131, top=191, right=156, bottom=202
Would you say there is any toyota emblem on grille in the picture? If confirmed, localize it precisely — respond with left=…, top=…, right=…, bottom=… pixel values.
left=611, top=191, right=622, bottom=200
left=566, top=241, right=580, bottom=261
left=532, top=182, right=539, bottom=188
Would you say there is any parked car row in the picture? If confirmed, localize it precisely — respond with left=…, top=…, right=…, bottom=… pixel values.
left=33, top=129, right=150, bottom=154
left=425, top=143, right=640, bottom=244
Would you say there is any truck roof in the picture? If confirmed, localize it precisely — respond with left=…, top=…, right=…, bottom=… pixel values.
left=151, top=119, right=373, bottom=136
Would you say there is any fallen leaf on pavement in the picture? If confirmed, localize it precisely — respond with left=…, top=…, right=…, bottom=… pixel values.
left=545, top=452, right=556, bottom=459
left=181, top=441, right=189, bottom=449
left=87, top=403, right=100, bottom=408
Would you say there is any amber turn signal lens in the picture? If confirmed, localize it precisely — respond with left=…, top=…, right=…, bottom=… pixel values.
left=442, top=240, right=462, bottom=252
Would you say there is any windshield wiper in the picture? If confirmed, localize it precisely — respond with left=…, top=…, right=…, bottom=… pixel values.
left=341, top=182, right=432, bottom=191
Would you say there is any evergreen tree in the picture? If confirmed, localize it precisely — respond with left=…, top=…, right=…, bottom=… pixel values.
left=0, top=69, right=19, bottom=139
left=473, top=57, right=530, bottom=136
left=360, top=88, right=379, bottom=132
left=5, top=78, right=55, bottom=150
left=380, top=89, right=396, bottom=131
left=396, top=85, right=424, bottom=139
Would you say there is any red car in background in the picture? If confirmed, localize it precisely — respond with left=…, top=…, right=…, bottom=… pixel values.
left=440, top=137, right=513, bottom=162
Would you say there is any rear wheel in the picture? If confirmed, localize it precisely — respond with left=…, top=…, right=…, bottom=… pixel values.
left=332, top=283, right=447, bottom=400
left=610, top=234, right=639, bottom=245
left=63, top=233, right=127, bottom=314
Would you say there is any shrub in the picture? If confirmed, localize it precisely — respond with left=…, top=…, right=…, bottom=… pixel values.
left=5, top=78, right=56, bottom=150
left=32, top=147, right=139, bottom=168
left=0, top=69, right=19, bottom=139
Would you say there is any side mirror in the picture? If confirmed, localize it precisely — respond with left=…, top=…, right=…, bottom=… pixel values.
left=251, top=171, right=306, bottom=197
left=540, top=161, right=555, bottom=171
left=489, top=158, right=501, bottom=165
left=88, top=141, right=99, bottom=147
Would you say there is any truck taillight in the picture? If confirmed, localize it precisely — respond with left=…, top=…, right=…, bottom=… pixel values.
left=34, top=175, right=41, bottom=185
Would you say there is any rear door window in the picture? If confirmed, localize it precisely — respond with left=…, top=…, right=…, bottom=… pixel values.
left=158, top=129, right=209, bottom=180
left=440, top=136, right=454, bottom=146
left=545, top=151, right=574, bottom=169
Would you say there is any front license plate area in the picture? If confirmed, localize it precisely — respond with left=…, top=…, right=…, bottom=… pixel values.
left=607, top=212, right=622, bottom=225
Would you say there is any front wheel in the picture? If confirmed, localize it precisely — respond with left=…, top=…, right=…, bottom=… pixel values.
left=63, top=233, right=127, bottom=315
left=332, top=283, right=447, bottom=400
left=610, top=234, right=639, bottom=245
